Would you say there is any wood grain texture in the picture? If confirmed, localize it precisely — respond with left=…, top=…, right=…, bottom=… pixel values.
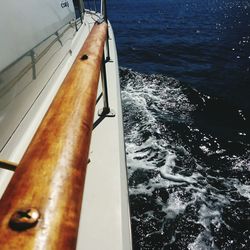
left=0, top=22, right=107, bottom=249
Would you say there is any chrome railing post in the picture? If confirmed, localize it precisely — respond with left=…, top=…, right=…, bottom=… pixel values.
left=101, top=0, right=107, bottom=22
left=94, top=0, right=97, bottom=12
left=97, top=1, right=114, bottom=117
left=82, top=0, right=85, bottom=12
left=30, top=50, right=36, bottom=80
left=101, top=0, right=110, bottom=61
left=78, top=0, right=83, bottom=24
left=98, top=54, right=115, bottom=117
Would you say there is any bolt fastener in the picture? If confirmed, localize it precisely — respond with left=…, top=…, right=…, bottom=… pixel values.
left=9, top=208, right=40, bottom=231
left=81, top=54, right=88, bottom=60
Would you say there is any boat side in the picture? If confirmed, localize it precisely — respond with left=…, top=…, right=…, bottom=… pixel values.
left=0, top=1, right=131, bottom=249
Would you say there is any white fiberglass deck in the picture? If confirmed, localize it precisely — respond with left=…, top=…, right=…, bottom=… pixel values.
left=77, top=19, right=132, bottom=250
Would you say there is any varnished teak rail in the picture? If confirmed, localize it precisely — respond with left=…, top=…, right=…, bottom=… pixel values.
left=0, top=22, right=107, bottom=249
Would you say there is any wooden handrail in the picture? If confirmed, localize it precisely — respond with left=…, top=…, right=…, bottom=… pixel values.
left=0, top=22, right=107, bottom=249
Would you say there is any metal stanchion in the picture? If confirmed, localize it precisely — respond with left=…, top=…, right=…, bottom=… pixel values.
left=102, top=0, right=110, bottom=61
left=94, top=0, right=97, bottom=12
left=98, top=54, right=115, bottom=117
left=78, top=0, right=83, bottom=24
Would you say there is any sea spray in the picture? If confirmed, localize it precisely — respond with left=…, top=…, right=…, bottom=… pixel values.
left=120, top=68, right=250, bottom=249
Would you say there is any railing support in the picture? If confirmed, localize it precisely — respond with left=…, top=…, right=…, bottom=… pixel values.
left=81, top=0, right=85, bottom=11
left=78, top=0, right=83, bottom=24
left=98, top=55, right=115, bottom=117
left=30, top=50, right=36, bottom=80
left=101, top=0, right=110, bottom=61
left=94, top=0, right=97, bottom=12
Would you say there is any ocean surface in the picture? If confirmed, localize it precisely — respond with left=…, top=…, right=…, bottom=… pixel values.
left=108, top=0, right=250, bottom=249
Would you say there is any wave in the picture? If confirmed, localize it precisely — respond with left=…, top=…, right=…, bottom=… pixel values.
left=120, top=68, right=250, bottom=249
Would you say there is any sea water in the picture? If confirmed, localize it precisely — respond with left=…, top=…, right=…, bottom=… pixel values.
left=108, top=0, right=250, bottom=249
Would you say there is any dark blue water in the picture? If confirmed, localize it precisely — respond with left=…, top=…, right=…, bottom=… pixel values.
left=109, top=0, right=250, bottom=111
left=108, top=0, right=250, bottom=249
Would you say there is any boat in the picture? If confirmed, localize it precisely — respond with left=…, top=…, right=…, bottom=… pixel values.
left=0, top=0, right=132, bottom=249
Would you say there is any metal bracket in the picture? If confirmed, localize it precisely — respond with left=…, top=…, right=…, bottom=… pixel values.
left=75, top=19, right=78, bottom=31
left=55, top=31, right=63, bottom=46
left=0, top=160, right=18, bottom=171
left=96, top=17, right=105, bottom=25
left=98, top=107, right=115, bottom=117
left=30, top=50, right=36, bottom=80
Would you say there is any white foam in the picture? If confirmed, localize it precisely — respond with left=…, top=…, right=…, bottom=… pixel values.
left=120, top=68, right=250, bottom=248
left=235, top=183, right=250, bottom=200
left=163, top=192, right=187, bottom=219
left=188, top=231, right=218, bottom=250
left=129, top=183, right=154, bottom=196
left=198, top=204, right=221, bottom=230
left=160, top=172, right=197, bottom=184
left=159, top=154, right=197, bottom=184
